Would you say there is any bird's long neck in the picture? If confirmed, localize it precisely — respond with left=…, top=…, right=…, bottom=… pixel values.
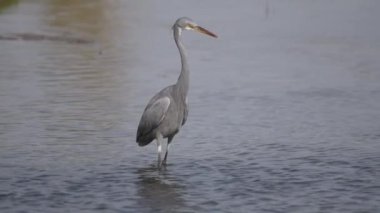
left=174, top=27, right=189, bottom=99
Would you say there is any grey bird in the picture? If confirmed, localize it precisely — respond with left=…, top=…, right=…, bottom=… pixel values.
left=136, top=17, right=217, bottom=168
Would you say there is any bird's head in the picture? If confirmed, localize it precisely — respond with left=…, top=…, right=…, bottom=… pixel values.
left=172, top=17, right=217, bottom=38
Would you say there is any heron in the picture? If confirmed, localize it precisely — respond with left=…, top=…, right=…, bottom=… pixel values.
left=136, top=17, right=217, bottom=168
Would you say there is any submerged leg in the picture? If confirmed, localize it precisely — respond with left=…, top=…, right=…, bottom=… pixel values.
left=163, top=136, right=174, bottom=165
left=156, top=133, right=167, bottom=169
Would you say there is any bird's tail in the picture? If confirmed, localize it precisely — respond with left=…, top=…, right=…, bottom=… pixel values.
left=136, top=134, right=154, bottom=147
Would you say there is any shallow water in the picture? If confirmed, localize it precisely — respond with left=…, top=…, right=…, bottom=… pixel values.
left=1, top=0, right=380, bottom=212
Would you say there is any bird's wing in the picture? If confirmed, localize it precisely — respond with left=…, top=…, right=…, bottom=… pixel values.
left=182, top=97, right=188, bottom=125
left=137, top=96, right=171, bottom=137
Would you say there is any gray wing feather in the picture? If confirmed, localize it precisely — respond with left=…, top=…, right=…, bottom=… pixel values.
left=182, top=99, right=188, bottom=125
left=137, top=97, right=170, bottom=137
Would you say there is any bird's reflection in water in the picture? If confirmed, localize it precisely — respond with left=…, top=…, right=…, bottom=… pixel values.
left=134, top=164, right=188, bottom=212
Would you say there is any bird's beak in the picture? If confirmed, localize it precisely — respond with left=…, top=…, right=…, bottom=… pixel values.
left=194, top=26, right=218, bottom=38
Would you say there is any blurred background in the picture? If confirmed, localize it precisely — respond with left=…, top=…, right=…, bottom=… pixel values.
left=0, top=0, right=379, bottom=212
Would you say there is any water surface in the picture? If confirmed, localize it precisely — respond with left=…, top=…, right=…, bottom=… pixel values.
left=0, top=0, right=380, bottom=212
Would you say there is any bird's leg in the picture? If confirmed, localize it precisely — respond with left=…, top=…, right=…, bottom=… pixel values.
left=156, top=134, right=163, bottom=169
left=163, top=136, right=173, bottom=165
left=163, top=144, right=169, bottom=165
left=156, top=133, right=167, bottom=169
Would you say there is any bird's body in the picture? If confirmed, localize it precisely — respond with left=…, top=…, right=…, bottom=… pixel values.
left=136, top=17, right=217, bottom=168
left=136, top=84, right=188, bottom=146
